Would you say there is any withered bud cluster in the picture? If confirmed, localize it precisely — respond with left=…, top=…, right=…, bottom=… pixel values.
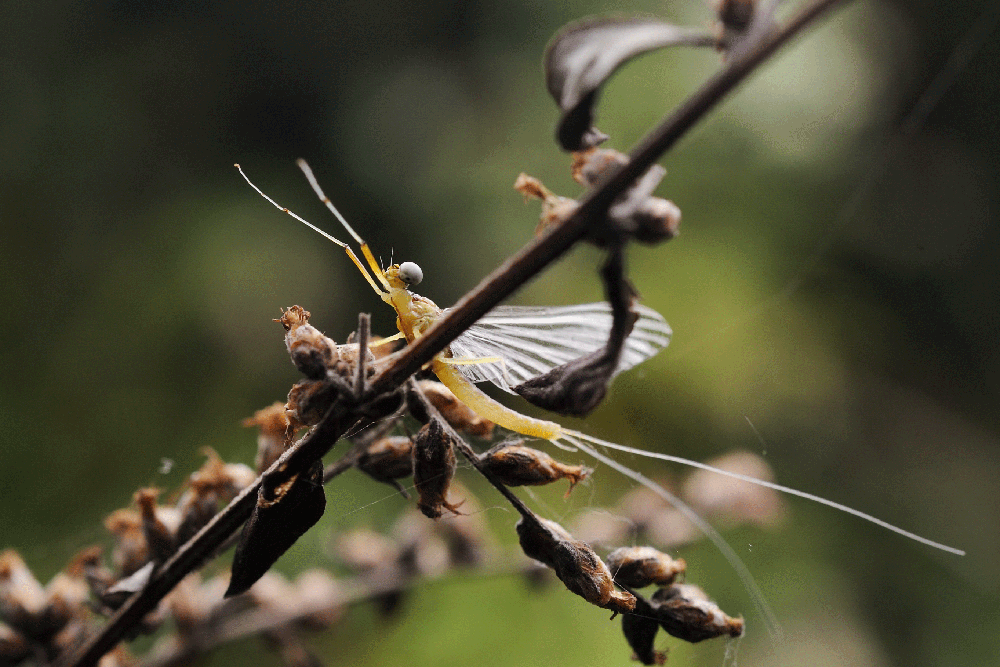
left=605, top=546, right=742, bottom=664
left=517, top=148, right=681, bottom=247
left=412, top=418, right=463, bottom=519
left=277, top=306, right=386, bottom=431
left=516, top=516, right=636, bottom=616
left=0, top=450, right=256, bottom=666
left=0, top=549, right=94, bottom=664
left=624, top=582, right=744, bottom=665
left=478, top=442, right=591, bottom=495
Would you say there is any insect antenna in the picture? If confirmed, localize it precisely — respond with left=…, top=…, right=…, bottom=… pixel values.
left=235, top=163, right=387, bottom=297
left=561, top=429, right=965, bottom=556
left=297, top=159, right=390, bottom=291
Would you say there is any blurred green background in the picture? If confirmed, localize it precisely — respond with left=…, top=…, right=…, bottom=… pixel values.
left=2, top=0, right=998, bottom=665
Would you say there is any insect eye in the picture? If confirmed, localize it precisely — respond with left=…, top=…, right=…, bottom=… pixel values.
left=398, top=261, right=423, bottom=286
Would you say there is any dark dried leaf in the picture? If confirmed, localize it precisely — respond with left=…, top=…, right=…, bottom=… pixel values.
left=545, top=17, right=715, bottom=150
left=226, top=461, right=326, bottom=597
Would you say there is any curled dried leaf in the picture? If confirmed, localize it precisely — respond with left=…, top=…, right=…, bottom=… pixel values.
left=606, top=546, right=686, bottom=588
left=478, top=443, right=591, bottom=495
left=545, top=17, right=715, bottom=151
left=516, top=516, right=636, bottom=616
left=411, top=418, right=463, bottom=519
left=227, top=460, right=326, bottom=598
left=514, top=246, right=639, bottom=417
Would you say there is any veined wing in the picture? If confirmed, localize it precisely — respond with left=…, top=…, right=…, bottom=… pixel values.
left=446, top=302, right=671, bottom=394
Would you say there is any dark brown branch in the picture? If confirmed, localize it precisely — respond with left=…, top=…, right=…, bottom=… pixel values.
left=60, top=1, right=849, bottom=664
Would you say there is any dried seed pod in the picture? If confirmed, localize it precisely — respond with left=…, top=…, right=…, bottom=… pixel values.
left=135, top=488, right=180, bottom=565
left=516, top=516, right=636, bottom=615
left=355, top=435, right=414, bottom=497
left=605, top=546, right=686, bottom=588
left=411, top=418, right=463, bottom=519
left=104, top=510, right=149, bottom=577
left=651, top=583, right=744, bottom=642
left=41, top=550, right=93, bottom=633
left=286, top=379, right=339, bottom=429
left=277, top=306, right=340, bottom=380
left=243, top=402, right=294, bottom=472
left=415, top=381, right=494, bottom=437
left=478, top=443, right=591, bottom=495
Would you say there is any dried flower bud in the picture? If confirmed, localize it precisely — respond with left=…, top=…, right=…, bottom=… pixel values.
left=0, top=550, right=45, bottom=634
left=514, top=173, right=580, bottom=237
left=606, top=546, right=686, bottom=589
left=243, top=402, right=293, bottom=472
left=717, top=0, right=755, bottom=37
left=104, top=510, right=148, bottom=576
left=651, top=583, right=744, bottom=642
left=355, top=436, right=414, bottom=497
left=0, top=622, right=30, bottom=664
left=42, top=551, right=92, bottom=632
left=293, top=569, right=344, bottom=629
left=411, top=419, right=463, bottom=519
left=277, top=306, right=340, bottom=380
left=135, top=488, right=180, bottom=565
left=416, top=381, right=494, bottom=438
left=286, top=379, right=339, bottom=429
left=516, top=517, right=635, bottom=615
left=478, top=443, right=591, bottom=495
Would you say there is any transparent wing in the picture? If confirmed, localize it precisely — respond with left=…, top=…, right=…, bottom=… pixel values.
left=446, top=302, right=671, bottom=394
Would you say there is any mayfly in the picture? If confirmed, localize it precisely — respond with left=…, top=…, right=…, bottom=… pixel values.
left=237, top=162, right=964, bottom=580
